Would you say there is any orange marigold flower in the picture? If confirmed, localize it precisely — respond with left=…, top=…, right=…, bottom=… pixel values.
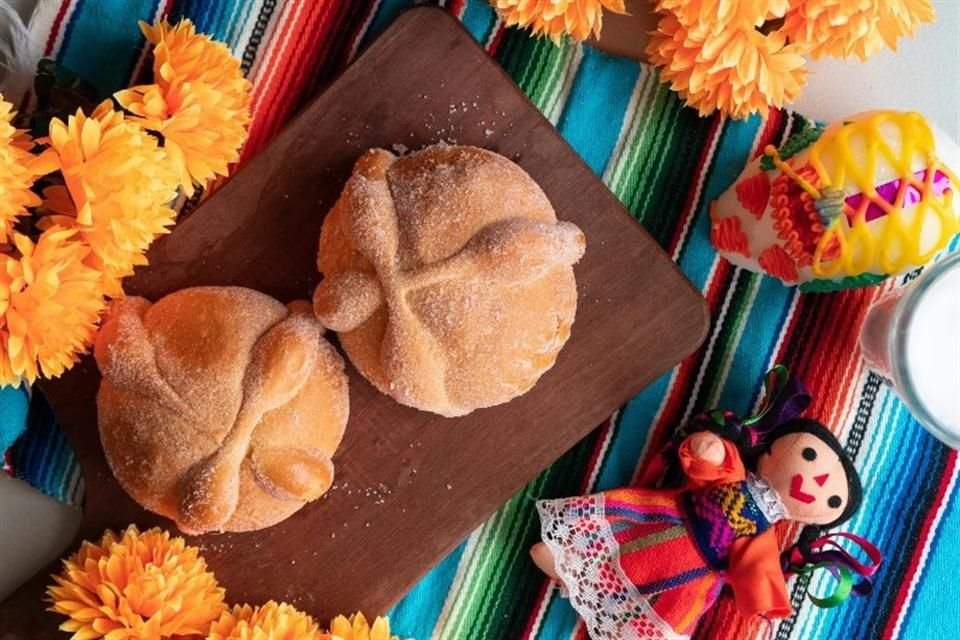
left=655, top=0, right=791, bottom=30
left=783, top=0, right=935, bottom=61
left=208, top=601, right=322, bottom=639
left=115, top=18, right=252, bottom=195
left=1, top=228, right=106, bottom=387
left=40, top=101, right=178, bottom=295
left=1, top=95, right=48, bottom=243
left=47, top=525, right=225, bottom=640
left=491, top=0, right=627, bottom=43
left=321, top=612, right=399, bottom=640
left=648, top=1, right=809, bottom=120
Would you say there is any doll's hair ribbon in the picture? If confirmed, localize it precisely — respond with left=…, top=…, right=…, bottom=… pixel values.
left=691, top=365, right=811, bottom=445
left=782, top=532, right=883, bottom=608
left=741, top=364, right=811, bottom=445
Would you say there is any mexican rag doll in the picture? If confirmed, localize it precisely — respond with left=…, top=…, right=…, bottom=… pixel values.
left=531, top=367, right=881, bottom=640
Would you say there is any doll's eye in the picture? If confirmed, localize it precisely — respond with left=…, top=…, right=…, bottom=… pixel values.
left=802, top=447, right=817, bottom=461
left=828, top=495, right=842, bottom=509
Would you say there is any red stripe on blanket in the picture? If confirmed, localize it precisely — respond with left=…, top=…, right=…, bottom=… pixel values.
left=794, top=287, right=880, bottom=423
left=577, top=416, right=613, bottom=494
left=574, top=622, right=590, bottom=640
left=244, top=2, right=302, bottom=157
left=754, top=109, right=784, bottom=159
left=243, top=1, right=374, bottom=162
left=882, top=449, right=958, bottom=640
left=486, top=23, right=506, bottom=55
left=44, top=0, right=73, bottom=55
left=254, top=0, right=329, bottom=154
left=449, top=0, right=468, bottom=19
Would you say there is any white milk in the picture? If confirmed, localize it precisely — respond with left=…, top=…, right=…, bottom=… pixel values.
left=860, top=252, right=960, bottom=448
left=902, top=258, right=960, bottom=432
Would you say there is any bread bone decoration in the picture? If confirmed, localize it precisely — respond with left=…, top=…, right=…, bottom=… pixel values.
left=313, top=145, right=586, bottom=417
left=710, top=110, right=959, bottom=292
left=531, top=366, right=882, bottom=639
left=95, top=287, right=349, bottom=534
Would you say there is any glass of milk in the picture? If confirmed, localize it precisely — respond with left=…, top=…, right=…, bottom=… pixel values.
left=860, top=251, right=960, bottom=448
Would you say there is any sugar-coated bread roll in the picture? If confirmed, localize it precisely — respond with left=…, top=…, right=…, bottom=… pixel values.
left=314, top=145, right=586, bottom=417
left=95, top=287, right=349, bottom=534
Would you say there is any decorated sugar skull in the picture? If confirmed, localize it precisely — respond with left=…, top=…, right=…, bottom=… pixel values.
left=711, top=110, right=960, bottom=292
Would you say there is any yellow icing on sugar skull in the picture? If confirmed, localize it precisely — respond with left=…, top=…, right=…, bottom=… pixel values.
left=710, top=111, right=960, bottom=292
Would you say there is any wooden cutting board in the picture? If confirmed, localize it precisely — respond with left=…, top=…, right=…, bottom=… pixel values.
left=0, top=8, right=708, bottom=636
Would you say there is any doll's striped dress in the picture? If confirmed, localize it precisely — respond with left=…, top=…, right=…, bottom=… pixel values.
left=537, top=448, right=787, bottom=640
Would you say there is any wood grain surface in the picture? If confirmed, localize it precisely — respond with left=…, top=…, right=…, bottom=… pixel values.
left=0, top=8, right=708, bottom=636
left=591, top=0, right=657, bottom=61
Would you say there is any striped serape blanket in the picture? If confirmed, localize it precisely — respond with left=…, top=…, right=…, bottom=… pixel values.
left=3, top=1, right=958, bottom=639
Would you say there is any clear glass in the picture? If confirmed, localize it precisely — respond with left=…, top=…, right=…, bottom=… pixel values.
left=860, top=252, right=960, bottom=449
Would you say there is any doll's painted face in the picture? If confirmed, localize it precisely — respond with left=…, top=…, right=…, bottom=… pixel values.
left=756, top=432, right=851, bottom=524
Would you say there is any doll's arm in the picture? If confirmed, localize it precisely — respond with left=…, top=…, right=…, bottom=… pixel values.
left=726, top=529, right=792, bottom=619
left=678, top=432, right=746, bottom=488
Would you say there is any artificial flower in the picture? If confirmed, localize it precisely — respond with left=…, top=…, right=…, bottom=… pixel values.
left=492, top=0, right=627, bottom=43
left=1, top=228, right=105, bottom=386
left=321, top=612, right=399, bottom=640
left=0, top=95, right=47, bottom=243
left=115, top=18, right=252, bottom=194
left=783, top=0, right=935, bottom=60
left=47, top=525, right=225, bottom=639
left=647, top=11, right=809, bottom=118
left=207, top=601, right=322, bottom=639
left=654, top=0, right=791, bottom=30
left=40, top=100, right=178, bottom=294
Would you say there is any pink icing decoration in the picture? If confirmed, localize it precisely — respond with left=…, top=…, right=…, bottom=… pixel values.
left=845, top=169, right=950, bottom=222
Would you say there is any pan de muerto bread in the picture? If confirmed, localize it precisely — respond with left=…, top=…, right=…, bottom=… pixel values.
left=95, top=287, right=349, bottom=534
left=313, top=145, right=585, bottom=417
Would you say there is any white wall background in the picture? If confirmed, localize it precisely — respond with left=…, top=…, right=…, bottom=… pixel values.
left=791, top=0, right=959, bottom=141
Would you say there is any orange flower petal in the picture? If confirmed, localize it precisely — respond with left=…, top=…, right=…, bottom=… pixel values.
left=114, top=18, right=252, bottom=195
left=46, top=526, right=225, bottom=640
left=646, top=5, right=809, bottom=119
left=493, top=0, right=626, bottom=43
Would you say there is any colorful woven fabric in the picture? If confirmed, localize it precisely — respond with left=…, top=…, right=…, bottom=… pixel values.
left=538, top=491, right=719, bottom=639
left=3, top=1, right=959, bottom=639
left=684, top=478, right=778, bottom=569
